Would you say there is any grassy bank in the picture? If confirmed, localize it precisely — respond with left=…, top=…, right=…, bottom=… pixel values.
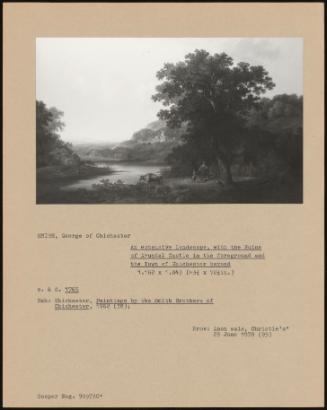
left=36, top=174, right=302, bottom=204
left=37, top=162, right=114, bottom=182
left=37, top=162, right=115, bottom=201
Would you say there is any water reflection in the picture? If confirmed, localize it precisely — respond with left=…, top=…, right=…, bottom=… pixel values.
left=62, top=162, right=168, bottom=190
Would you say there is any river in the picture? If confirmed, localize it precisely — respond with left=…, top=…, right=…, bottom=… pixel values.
left=62, top=162, right=169, bottom=191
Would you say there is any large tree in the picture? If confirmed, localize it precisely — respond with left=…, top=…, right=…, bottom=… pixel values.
left=152, top=49, right=275, bottom=183
left=36, top=101, right=79, bottom=168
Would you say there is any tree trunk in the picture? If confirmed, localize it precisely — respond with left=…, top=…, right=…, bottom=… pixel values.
left=218, top=156, right=234, bottom=185
left=225, top=161, right=233, bottom=185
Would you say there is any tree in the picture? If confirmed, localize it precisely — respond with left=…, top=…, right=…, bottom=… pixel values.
left=246, top=94, right=303, bottom=177
left=36, top=101, right=79, bottom=168
left=152, top=49, right=275, bottom=183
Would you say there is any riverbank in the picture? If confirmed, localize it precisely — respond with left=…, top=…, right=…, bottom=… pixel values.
left=58, top=162, right=169, bottom=190
left=36, top=162, right=115, bottom=202
left=36, top=174, right=302, bottom=204
left=37, top=162, right=114, bottom=182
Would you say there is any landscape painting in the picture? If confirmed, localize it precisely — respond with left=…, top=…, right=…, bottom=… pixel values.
left=36, top=38, right=303, bottom=204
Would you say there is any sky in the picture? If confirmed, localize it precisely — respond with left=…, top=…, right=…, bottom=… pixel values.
left=36, top=38, right=303, bottom=144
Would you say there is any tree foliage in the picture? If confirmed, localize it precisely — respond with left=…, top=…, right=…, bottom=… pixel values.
left=245, top=94, right=303, bottom=177
left=36, top=101, right=79, bottom=168
left=152, top=49, right=276, bottom=183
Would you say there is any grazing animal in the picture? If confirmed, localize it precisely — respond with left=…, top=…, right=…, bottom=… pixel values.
left=139, top=173, right=162, bottom=184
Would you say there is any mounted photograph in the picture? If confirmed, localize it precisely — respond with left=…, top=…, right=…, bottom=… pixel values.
left=36, top=37, right=303, bottom=204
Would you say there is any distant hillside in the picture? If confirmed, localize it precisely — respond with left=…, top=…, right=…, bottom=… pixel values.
left=72, top=143, right=116, bottom=162
left=146, top=119, right=166, bottom=131
left=73, top=120, right=186, bottom=164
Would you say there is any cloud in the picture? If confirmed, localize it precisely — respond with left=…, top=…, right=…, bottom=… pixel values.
left=231, top=38, right=281, bottom=64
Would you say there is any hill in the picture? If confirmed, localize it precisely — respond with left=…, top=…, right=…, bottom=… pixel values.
left=73, top=120, right=185, bottom=164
